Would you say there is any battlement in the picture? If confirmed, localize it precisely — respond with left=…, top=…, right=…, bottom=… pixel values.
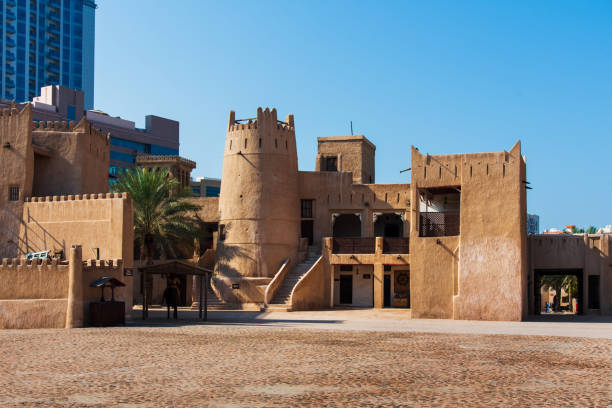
left=0, top=257, right=123, bottom=272
left=228, top=107, right=294, bottom=133
left=24, top=192, right=130, bottom=202
left=411, top=141, right=525, bottom=186
left=83, top=258, right=124, bottom=268
left=1, top=257, right=68, bottom=267
left=0, top=107, right=21, bottom=117
left=32, top=120, right=75, bottom=131
left=31, top=116, right=110, bottom=145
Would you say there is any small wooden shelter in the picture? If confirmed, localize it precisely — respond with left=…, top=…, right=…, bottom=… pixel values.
left=134, top=261, right=213, bottom=321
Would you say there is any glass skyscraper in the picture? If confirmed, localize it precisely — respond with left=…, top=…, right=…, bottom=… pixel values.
left=0, top=0, right=95, bottom=109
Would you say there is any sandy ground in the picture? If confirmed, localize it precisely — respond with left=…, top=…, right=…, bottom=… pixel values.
left=0, top=310, right=611, bottom=407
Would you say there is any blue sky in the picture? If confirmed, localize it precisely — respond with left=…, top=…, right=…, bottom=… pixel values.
left=95, top=1, right=612, bottom=230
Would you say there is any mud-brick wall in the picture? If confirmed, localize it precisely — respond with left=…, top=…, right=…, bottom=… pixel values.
left=0, top=256, right=131, bottom=329
left=410, top=142, right=527, bottom=321
left=0, top=258, right=69, bottom=299
left=18, top=193, right=133, bottom=265
left=0, top=258, right=70, bottom=328
left=0, top=105, right=34, bottom=259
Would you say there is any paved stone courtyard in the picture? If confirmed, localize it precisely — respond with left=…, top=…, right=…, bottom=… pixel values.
left=0, top=313, right=611, bottom=407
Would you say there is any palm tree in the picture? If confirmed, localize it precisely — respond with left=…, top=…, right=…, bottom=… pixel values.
left=112, top=167, right=201, bottom=262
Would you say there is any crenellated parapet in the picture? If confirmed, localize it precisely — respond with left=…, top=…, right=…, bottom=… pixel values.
left=0, top=257, right=124, bottom=269
left=411, top=141, right=525, bottom=188
left=31, top=118, right=110, bottom=144
left=32, top=120, right=75, bottom=131
left=24, top=192, right=130, bottom=202
left=0, top=107, right=21, bottom=118
left=83, top=258, right=123, bottom=268
left=228, top=107, right=295, bottom=133
left=1, top=257, right=67, bottom=267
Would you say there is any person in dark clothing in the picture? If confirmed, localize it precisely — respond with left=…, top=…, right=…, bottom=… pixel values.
left=163, top=275, right=181, bottom=319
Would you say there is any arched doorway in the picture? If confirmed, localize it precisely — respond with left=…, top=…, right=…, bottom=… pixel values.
left=333, top=214, right=361, bottom=237
left=374, top=213, right=403, bottom=237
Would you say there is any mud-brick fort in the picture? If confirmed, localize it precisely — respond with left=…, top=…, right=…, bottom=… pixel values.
left=193, top=108, right=611, bottom=320
left=0, top=104, right=610, bottom=328
left=0, top=104, right=133, bottom=328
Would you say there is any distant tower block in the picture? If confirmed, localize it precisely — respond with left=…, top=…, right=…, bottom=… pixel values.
left=217, top=108, right=300, bottom=278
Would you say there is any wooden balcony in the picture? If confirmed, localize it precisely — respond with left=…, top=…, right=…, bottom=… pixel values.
left=419, top=211, right=460, bottom=237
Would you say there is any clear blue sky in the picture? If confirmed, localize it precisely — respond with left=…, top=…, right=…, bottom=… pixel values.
left=95, top=1, right=612, bottom=231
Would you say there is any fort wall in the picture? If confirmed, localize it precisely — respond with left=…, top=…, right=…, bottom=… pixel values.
left=187, top=197, right=219, bottom=223
left=31, top=118, right=110, bottom=196
left=410, top=141, right=527, bottom=321
left=298, top=170, right=410, bottom=243
left=0, top=106, right=34, bottom=258
left=19, top=193, right=133, bottom=264
left=0, top=249, right=130, bottom=329
left=528, top=234, right=611, bottom=315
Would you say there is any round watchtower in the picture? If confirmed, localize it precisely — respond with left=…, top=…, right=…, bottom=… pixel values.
left=216, top=108, right=300, bottom=280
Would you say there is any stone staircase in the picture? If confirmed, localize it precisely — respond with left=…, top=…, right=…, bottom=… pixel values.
left=265, top=247, right=321, bottom=311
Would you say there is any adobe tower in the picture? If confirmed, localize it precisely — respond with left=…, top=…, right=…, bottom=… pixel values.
left=215, top=108, right=300, bottom=297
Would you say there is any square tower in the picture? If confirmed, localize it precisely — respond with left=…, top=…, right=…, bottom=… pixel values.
left=316, top=135, right=376, bottom=184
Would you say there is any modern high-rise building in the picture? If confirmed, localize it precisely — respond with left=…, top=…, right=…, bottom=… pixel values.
left=0, top=0, right=96, bottom=109
left=1, top=85, right=181, bottom=184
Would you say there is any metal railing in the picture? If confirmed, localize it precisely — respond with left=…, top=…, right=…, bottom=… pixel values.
left=419, top=211, right=460, bottom=237
left=382, top=237, right=410, bottom=254
left=332, top=237, right=375, bottom=254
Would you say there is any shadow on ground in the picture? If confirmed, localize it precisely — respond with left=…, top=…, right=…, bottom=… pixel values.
left=525, top=314, right=612, bottom=324
left=127, top=307, right=343, bottom=328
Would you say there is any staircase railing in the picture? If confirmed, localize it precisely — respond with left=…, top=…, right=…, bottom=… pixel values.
left=264, top=258, right=290, bottom=306
left=290, top=256, right=324, bottom=310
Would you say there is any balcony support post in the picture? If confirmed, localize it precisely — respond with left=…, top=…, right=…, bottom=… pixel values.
left=373, top=237, right=384, bottom=309
left=373, top=263, right=384, bottom=309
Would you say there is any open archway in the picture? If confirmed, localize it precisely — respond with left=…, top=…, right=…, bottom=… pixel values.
left=333, top=214, right=361, bottom=237
left=374, top=213, right=403, bottom=237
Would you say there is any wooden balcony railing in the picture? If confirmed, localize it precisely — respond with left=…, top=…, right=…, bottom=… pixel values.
left=382, top=237, right=410, bottom=254
left=419, top=211, right=460, bottom=237
left=332, top=238, right=376, bottom=254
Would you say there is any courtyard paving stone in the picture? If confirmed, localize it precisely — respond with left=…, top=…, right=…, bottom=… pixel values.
left=0, top=311, right=610, bottom=406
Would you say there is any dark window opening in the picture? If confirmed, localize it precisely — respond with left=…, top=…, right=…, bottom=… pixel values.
left=325, top=156, right=337, bottom=172
left=9, top=186, right=20, bottom=201
left=301, top=199, right=313, bottom=218
left=339, top=265, right=353, bottom=272
left=588, top=275, right=600, bottom=309
left=333, top=214, right=361, bottom=237
left=218, top=224, right=226, bottom=241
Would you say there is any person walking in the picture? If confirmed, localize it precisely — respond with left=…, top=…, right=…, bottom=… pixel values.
left=163, top=275, right=181, bottom=319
